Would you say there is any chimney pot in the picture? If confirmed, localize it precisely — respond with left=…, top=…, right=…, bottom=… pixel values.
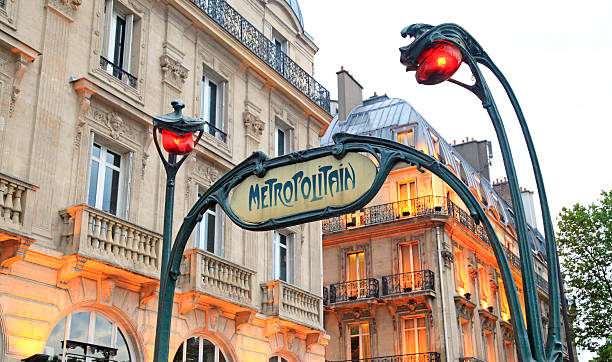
left=341, top=65, right=344, bottom=71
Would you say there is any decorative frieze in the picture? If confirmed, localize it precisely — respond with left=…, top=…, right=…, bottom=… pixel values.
left=478, top=308, right=498, bottom=332
left=45, top=0, right=82, bottom=22
left=243, top=111, right=265, bottom=138
left=160, top=54, right=188, bottom=91
left=454, top=295, right=476, bottom=321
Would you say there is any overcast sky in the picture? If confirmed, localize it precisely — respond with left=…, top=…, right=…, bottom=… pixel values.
left=299, top=1, right=611, bottom=360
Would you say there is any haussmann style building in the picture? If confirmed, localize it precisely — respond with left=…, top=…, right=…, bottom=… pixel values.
left=0, top=0, right=333, bottom=361
left=319, top=70, right=569, bottom=362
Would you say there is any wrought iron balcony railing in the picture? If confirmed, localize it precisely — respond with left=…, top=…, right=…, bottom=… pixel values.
left=62, top=339, right=119, bottom=362
left=459, top=357, right=485, bottom=362
left=447, top=200, right=490, bottom=245
left=204, top=121, right=227, bottom=142
left=326, top=352, right=441, bottom=362
left=188, top=0, right=330, bottom=113
left=536, top=273, right=549, bottom=294
left=382, top=270, right=435, bottom=296
left=504, top=245, right=522, bottom=269
left=99, top=56, right=138, bottom=88
left=323, top=286, right=328, bottom=306
left=322, top=196, right=447, bottom=233
left=328, top=278, right=379, bottom=304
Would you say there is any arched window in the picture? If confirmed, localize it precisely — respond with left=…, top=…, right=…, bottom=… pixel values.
left=44, top=311, right=132, bottom=362
left=173, top=336, right=227, bottom=362
left=269, top=357, right=289, bottom=362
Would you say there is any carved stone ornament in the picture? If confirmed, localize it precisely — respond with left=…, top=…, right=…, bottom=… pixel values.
left=500, top=320, right=513, bottom=341
left=441, top=249, right=454, bottom=268
left=243, top=111, right=265, bottom=137
left=468, top=263, right=478, bottom=279
left=208, top=307, right=220, bottom=330
left=478, top=308, right=498, bottom=332
left=101, top=278, right=116, bottom=303
left=46, top=0, right=83, bottom=21
left=454, top=295, right=476, bottom=321
left=160, top=54, right=189, bottom=91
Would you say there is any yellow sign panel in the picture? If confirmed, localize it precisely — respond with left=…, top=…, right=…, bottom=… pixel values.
left=230, top=153, right=377, bottom=223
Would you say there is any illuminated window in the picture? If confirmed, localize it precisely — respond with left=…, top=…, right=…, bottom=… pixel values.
left=505, top=340, right=516, bottom=362
left=403, top=317, right=428, bottom=354
left=499, top=279, right=510, bottom=321
left=173, top=336, right=226, bottom=362
left=454, top=248, right=467, bottom=294
left=348, top=323, right=370, bottom=360
left=479, top=265, right=490, bottom=308
left=347, top=251, right=366, bottom=298
left=274, top=231, right=294, bottom=283
left=399, top=242, right=420, bottom=291
left=485, top=330, right=497, bottom=362
left=88, top=140, right=131, bottom=217
left=430, top=132, right=440, bottom=159
left=397, top=129, right=415, bottom=147
left=201, top=69, right=226, bottom=142
left=44, top=311, right=132, bottom=362
left=195, top=186, right=224, bottom=255
left=269, top=357, right=288, bottom=362
left=460, top=319, right=473, bottom=357
left=397, top=180, right=416, bottom=216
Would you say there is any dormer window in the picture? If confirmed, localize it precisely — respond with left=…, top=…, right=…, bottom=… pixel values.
left=397, top=129, right=415, bottom=147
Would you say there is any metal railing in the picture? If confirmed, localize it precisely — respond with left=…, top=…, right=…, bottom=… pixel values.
left=203, top=121, right=228, bottom=142
left=328, top=278, right=379, bottom=304
left=504, top=246, right=522, bottom=269
left=447, top=200, right=490, bottom=245
left=536, top=273, right=549, bottom=294
left=382, top=270, right=435, bottom=296
left=326, top=352, right=441, bottom=362
left=62, top=339, right=119, bottom=362
left=99, top=56, right=138, bottom=88
left=322, top=196, right=447, bottom=233
left=188, top=0, right=330, bottom=113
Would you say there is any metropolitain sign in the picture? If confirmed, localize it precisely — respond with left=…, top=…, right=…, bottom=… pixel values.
left=230, top=153, right=377, bottom=224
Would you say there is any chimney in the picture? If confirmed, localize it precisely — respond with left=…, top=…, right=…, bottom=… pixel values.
left=337, top=67, right=363, bottom=122
left=452, top=139, right=492, bottom=181
left=521, top=188, right=537, bottom=227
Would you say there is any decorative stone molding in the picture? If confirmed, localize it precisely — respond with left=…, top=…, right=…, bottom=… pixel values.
left=160, top=54, right=188, bottom=91
left=478, top=308, right=498, bottom=332
left=306, top=331, right=324, bottom=351
left=454, top=295, right=476, bottom=321
left=243, top=111, right=265, bottom=138
left=46, top=0, right=82, bottom=22
left=139, top=282, right=158, bottom=307
left=57, top=255, right=88, bottom=287
left=0, top=236, right=34, bottom=272
left=441, top=249, right=454, bottom=268
left=179, top=292, right=204, bottom=314
left=500, top=320, right=513, bottom=341
left=100, top=277, right=116, bottom=303
left=8, top=49, right=36, bottom=116
left=235, top=310, right=255, bottom=332
left=468, top=263, right=478, bottom=279
left=208, top=307, right=220, bottom=330
left=71, top=78, right=98, bottom=147
left=86, top=104, right=139, bottom=142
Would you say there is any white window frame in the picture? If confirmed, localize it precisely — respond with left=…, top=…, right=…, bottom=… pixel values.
left=87, top=135, right=131, bottom=218
left=274, top=231, right=294, bottom=283
left=44, top=311, right=133, bottom=362
left=397, top=128, right=415, bottom=147
left=347, top=322, right=370, bottom=360
left=274, top=123, right=291, bottom=157
left=101, top=0, right=133, bottom=76
left=175, top=336, right=226, bottom=362
left=195, top=184, right=224, bottom=255
left=402, top=316, right=428, bottom=355
left=200, top=69, right=225, bottom=140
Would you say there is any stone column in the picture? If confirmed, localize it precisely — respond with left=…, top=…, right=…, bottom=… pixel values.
left=28, top=0, right=82, bottom=241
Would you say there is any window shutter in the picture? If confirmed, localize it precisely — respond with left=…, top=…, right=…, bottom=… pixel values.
left=289, top=233, right=295, bottom=284
left=123, top=151, right=133, bottom=219
left=101, top=0, right=113, bottom=58
left=216, top=204, right=224, bottom=256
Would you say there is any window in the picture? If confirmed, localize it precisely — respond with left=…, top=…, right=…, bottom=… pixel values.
left=347, top=251, right=366, bottom=298
left=44, top=311, right=132, bottom=362
left=430, top=132, right=440, bottom=159
left=196, top=186, right=223, bottom=255
left=454, top=248, right=467, bottom=295
left=348, top=323, right=370, bottom=360
left=201, top=69, right=226, bottom=142
left=88, top=141, right=130, bottom=217
left=397, top=180, right=416, bottom=216
left=271, top=28, right=288, bottom=73
left=484, top=331, right=496, bottom=362
left=275, top=123, right=291, bottom=157
left=479, top=265, right=490, bottom=309
left=505, top=340, right=516, bottom=362
left=403, top=317, right=428, bottom=355
left=499, top=279, right=510, bottom=321
left=101, top=0, right=136, bottom=86
left=269, top=357, right=288, bottom=362
left=399, top=242, right=420, bottom=291
left=274, top=231, right=294, bottom=283
left=173, top=336, right=226, bottom=362
left=397, top=129, right=415, bottom=147
left=460, top=319, right=473, bottom=357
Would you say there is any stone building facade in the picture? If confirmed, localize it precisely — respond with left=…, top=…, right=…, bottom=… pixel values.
left=319, top=71, right=563, bottom=362
left=0, top=0, right=331, bottom=360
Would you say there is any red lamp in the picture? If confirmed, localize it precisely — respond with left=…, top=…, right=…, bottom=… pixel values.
left=415, top=41, right=462, bottom=85
left=161, top=129, right=195, bottom=155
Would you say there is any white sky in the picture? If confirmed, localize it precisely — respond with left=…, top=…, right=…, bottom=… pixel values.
left=299, top=1, right=612, bottom=360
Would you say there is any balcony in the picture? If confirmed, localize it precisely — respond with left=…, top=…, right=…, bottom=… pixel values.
left=59, top=205, right=161, bottom=278
left=99, top=56, right=138, bottom=88
left=328, top=278, right=379, bottom=304
left=326, top=352, right=441, bottom=362
left=536, top=273, right=549, bottom=294
left=188, top=0, right=330, bottom=113
left=459, top=358, right=485, bottom=362
left=382, top=270, right=435, bottom=296
left=0, top=171, right=37, bottom=236
left=261, top=280, right=323, bottom=330
left=504, top=246, right=521, bottom=269
left=322, top=196, right=448, bottom=233
left=180, top=249, right=255, bottom=307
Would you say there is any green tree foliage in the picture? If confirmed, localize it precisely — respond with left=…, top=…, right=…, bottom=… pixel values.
left=591, top=339, right=612, bottom=362
left=557, top=190, right=612, bottom=351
